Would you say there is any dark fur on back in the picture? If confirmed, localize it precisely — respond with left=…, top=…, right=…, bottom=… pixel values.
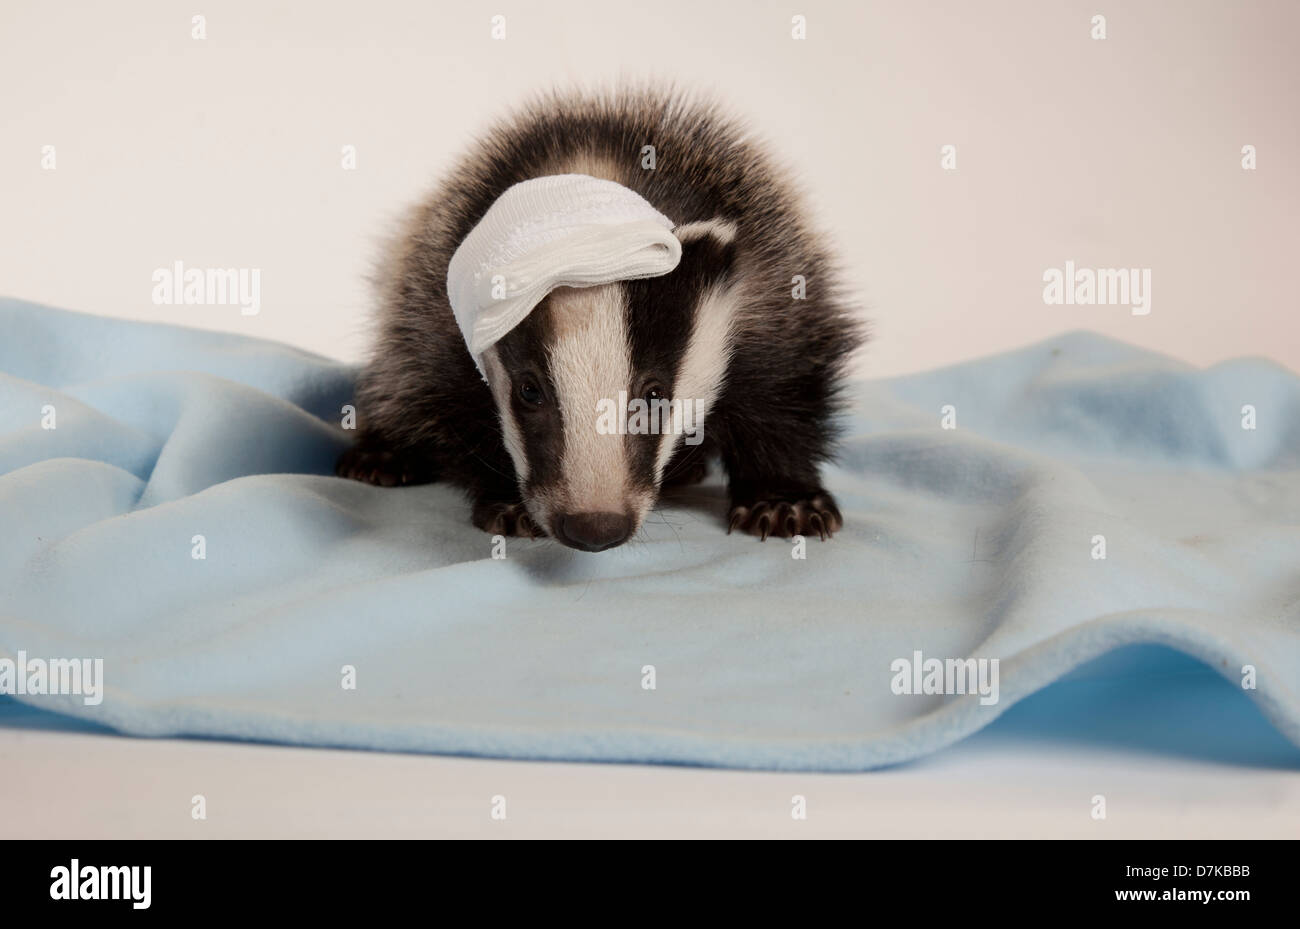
left=343, top=86, right=865, bottom=542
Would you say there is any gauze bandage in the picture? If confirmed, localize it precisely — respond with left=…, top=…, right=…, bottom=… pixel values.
left=446, top=174, right=683, bottom=380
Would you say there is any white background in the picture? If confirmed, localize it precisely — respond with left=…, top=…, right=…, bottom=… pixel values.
left=2, top=0, right=1297, bottom=377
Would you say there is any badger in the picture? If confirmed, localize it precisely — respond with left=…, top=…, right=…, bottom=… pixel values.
left=338, top=88, right=864, bottom=552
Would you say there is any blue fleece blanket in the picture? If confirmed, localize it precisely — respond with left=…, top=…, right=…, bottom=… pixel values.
left=2, top=297, right=1298, bottom=770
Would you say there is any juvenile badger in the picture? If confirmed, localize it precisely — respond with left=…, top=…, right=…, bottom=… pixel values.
left=339, top=89, right=863, bottom=552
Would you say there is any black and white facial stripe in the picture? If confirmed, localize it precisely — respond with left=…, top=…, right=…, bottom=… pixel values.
left=482, top=221, right=739, bottom=550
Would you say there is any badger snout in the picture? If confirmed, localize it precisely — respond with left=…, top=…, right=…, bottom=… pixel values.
left=552, top=511, right=633, bottom=552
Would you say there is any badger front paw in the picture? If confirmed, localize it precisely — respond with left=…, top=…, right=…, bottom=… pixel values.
left=336, top=444, right=436, bottom=487
left=727, top=489, right=842, bottom=541
left=472, top=498, right=546, bottom=538
left=661, top=452, right=709, bottom=488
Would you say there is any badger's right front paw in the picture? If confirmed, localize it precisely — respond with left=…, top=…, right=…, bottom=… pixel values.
left=336, top=444, right=435, bottom=487
left=472, top=498, right=546, bottom=538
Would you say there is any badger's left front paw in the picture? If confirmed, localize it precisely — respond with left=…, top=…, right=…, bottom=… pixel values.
left=727, top=489, right=842, bottom=541
left=661, top=452, right=709, bottom=488
left=472, top=497, right=547, bottom=539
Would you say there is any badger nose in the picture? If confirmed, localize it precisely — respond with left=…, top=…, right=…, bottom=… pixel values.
left=555, top=512, right=632, bottom=552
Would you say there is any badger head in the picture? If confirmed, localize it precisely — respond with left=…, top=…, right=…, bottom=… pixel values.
left=480, top=220, right=739, bottom=552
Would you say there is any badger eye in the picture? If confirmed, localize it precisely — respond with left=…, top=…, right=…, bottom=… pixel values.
left=518, top=380, right=544, bottom=407
left=642, top=382, right=668, bottom=404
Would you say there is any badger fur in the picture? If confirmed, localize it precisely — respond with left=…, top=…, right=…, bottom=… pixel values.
left=339, top=88, right=864, bottom=552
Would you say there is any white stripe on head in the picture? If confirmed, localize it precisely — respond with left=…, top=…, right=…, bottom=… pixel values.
left=546, top=285, right=632, bottom=513
left=674, top=218, right=738, bottom=247
left=653, top=282, right=741, bottom=482
left=482, top=347, right=529, bottom=484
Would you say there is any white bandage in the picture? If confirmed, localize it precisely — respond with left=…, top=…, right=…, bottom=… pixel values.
left=446, top=174, right=683, bottom=380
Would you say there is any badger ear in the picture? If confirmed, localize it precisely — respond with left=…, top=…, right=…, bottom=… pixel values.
left=673, top=218, right=738, bottom=284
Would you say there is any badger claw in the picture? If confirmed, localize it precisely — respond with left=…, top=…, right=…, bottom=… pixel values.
left=727, top=490, right=842, bottom=540
left=336, top=444, right=436, bottom=487
left=472, top=499, right=546, bottom=539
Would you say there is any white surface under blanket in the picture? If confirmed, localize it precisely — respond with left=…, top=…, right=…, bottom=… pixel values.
left=4, top=646, right=1297, bottom=837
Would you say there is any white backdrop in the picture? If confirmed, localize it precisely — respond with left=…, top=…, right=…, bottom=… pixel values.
left=2, top=0, right=1296, bottom=378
